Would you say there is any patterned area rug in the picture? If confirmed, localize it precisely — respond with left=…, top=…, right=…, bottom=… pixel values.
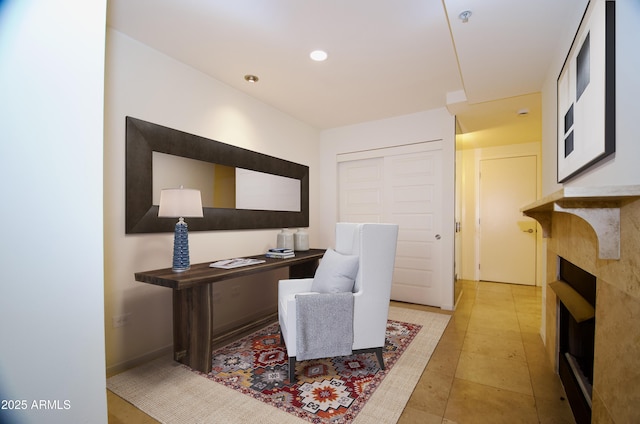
left=196, top=320, right=421, bottom=423
left=106, top=306, right=450, bottom=424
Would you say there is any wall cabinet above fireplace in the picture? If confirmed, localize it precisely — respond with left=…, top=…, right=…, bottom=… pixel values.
left=521, top=185, right=640, bottom=260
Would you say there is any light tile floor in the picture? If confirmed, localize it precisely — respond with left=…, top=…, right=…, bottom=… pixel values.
left=398, top=280, right=575, bottom=424
left=107, top=280, right=575, bottom=424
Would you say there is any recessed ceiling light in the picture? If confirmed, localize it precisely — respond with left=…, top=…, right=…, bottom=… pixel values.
left=310, top=50, right=328, bottom=62
left=244, top=74, right=259, bottom=83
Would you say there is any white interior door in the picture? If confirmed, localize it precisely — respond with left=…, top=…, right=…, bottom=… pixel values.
left=479, top=155, right=537, bottom=285
left=338, top=142, right=443, bottom=306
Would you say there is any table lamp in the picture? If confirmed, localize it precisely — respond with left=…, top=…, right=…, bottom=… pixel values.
left=158, top=186, right=203, bottom=272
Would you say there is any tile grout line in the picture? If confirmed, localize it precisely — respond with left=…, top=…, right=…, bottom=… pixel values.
left=439, top=282, right=476, bottom=423
left=512, top=284, right=546, bottom=424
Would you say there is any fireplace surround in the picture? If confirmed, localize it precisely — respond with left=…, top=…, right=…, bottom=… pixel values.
left=522, top=186, right=640, bottom=423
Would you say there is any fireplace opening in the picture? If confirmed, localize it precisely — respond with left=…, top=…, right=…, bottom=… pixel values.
left=554, top=257, right=596, bottom=424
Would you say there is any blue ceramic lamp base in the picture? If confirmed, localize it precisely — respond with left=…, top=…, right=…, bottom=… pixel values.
left=172, top=218, right=191, bottom=272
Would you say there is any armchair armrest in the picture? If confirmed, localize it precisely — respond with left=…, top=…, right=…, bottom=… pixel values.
left=278, top=278, right=314, bottom=297
left=278, top=278, right=315, bottom=357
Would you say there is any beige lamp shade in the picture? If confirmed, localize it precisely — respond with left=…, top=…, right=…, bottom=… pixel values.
left=158, top=187, right=203, bottom=218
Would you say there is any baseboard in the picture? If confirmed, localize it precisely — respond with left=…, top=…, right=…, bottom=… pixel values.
left=212, top=307, right=277, bottom=338
left=452, top=287, right=464, bottom=310
left=106, top=344, right=173, bottom=378
left=441, top=302, right=455, bottom=311
left=212, top=313, right=277, bottom=349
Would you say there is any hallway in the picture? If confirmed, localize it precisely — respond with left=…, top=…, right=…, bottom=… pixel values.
left=399, top=280, right=575, bottom=423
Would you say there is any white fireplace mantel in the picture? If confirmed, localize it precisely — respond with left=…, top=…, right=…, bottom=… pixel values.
left=521, top=185, right=640, bottom=260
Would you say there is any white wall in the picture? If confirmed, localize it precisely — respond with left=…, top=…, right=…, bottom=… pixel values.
left=103, top=29, right=321, bottom=371
left=542, top=0, right=640, bottom=195
left=319, top=109, right=456, bottom=309
left=538, top=0, right=640, bottom=344
left=0, top=1, right=107, bottom=423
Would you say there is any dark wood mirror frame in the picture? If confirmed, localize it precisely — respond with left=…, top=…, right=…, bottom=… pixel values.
left=125, top=116, right=309, bottom=233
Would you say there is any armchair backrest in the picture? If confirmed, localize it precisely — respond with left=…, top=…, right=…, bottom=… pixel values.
left=335, top=222, right=399, bottom=350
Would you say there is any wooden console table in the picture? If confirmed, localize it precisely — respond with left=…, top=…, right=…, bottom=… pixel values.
left=135, top=249, right=325, bottom=373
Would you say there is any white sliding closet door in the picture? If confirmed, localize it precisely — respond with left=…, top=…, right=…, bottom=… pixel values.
left=338, top=142, right=443, bottom=307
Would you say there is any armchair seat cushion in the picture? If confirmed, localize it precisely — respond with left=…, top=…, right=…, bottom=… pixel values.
left=310, top=248, right=359, bottom=293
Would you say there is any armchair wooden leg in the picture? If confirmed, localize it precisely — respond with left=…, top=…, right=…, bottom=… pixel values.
left=279, top=327, right=296, bottom=383
left=353, top=347, right=386, bottom=370
left=374, top=347, right=385, bottom=370
left=288, top=356, right=296, bottom=383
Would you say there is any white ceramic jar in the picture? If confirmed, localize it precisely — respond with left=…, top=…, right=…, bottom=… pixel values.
left=277, top=229, right=294, bottom=250
left=294, top=228, right=309, bottom=251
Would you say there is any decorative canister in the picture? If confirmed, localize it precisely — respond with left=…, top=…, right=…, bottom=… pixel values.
left=294, top=228, right=309, bottom=251
left=277, top=229, right=294, bottom=250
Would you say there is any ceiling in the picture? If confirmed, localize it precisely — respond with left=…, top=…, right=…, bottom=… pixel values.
left=107, top=0, right=588, bottom=148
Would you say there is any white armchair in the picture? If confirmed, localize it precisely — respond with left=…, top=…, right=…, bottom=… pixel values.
left=278, top=223, right=399, bottom=382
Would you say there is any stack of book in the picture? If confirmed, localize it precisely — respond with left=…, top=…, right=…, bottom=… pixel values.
left=266, top=248, right=295, bottom=259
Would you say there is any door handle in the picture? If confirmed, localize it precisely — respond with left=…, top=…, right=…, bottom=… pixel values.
left=524, top=229, right=534, bottom=233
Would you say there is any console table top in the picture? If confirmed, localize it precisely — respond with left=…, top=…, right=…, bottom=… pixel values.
left=135, top=248, right=325, bottom=290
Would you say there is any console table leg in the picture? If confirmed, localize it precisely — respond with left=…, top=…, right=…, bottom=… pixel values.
left=173, top=284, right=213, bottom=373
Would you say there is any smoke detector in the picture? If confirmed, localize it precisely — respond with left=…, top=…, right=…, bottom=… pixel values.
left=459, top=10, right=472, bottom=23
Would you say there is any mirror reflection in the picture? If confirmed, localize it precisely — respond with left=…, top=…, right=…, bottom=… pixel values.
left=152, top=152, right=301, bottom=212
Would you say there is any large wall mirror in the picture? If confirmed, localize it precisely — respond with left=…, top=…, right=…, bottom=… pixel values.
left=126, top=117, right=309, bottom=233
